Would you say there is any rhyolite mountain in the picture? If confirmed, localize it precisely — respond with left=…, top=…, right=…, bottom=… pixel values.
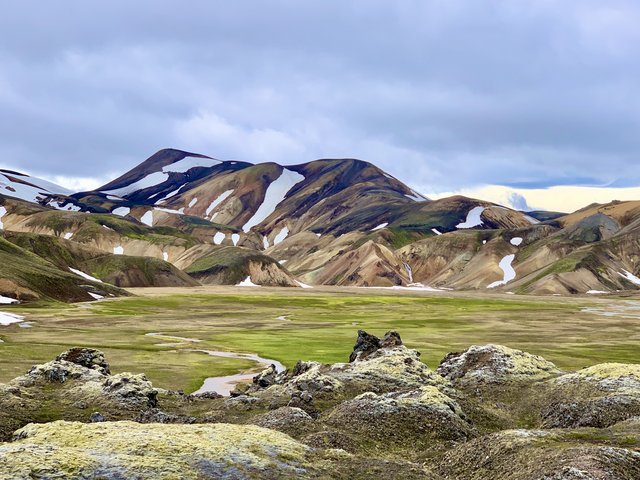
left=2, top=147, right=640, bottom=300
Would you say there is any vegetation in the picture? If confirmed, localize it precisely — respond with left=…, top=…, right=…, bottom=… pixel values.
left=1, top=288, right=638, bottom=393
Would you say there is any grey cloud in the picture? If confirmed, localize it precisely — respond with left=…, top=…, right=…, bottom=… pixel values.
left=0, top=1, right=639, bottom=192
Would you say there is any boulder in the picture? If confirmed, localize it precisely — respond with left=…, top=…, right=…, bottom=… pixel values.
left=56, top=348, right=110, bottom=375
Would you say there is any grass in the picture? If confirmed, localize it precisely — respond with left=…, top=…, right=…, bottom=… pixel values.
left=1, top=287, right=639, bottom=393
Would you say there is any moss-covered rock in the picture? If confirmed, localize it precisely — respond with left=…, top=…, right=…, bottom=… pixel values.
left=437, top=344, right=561, bottom=384
left=434, top=429, right=640, bottom=480
left=541, top=363, right=640, bottom=429
left=2, top=421, right=311, bottom=479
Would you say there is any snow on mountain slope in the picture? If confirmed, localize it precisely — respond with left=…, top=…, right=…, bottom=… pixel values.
left=0, top=169, right=70, bottom=203
left=242, top=168, right=305, bottom=232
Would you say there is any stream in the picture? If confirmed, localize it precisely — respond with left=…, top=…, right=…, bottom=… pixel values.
left=146, top=332, right=285, bottom=396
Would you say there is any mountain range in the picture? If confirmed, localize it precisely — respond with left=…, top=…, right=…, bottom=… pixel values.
left=1, top=148, right=640, bottom=302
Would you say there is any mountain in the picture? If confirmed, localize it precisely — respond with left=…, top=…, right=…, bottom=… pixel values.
left=2, top=148, right=640, bottom=299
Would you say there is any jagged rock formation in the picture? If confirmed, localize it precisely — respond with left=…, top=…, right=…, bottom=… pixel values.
left=1, top=332, right=638, bottom=478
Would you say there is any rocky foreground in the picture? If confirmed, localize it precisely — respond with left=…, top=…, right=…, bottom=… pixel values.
left=0, top=332, right=639, bottom=479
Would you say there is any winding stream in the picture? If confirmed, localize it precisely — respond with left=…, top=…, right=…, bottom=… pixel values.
left=146, top=332, right=285, bottom=396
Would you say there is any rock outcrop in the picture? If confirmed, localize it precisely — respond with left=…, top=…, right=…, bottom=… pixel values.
left=0, top=333, right=639, bottom=479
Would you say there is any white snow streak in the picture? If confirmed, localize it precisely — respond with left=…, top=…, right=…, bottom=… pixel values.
left=69, top=268, right=102, bottom=283
left=162, top=156, right=221, bottom=173
left=242, top=169, right=305, bottom=232
left=274, top=227, right=289, bottom=245
left=431, top=228, right=442, bottom=235
left=371, top=222, right=388, bottom=231
left=457, top=206, right=485, bottom=229
left=619, top=270, right=640, bottom=286
left=87, top=292, right=104, bottom=300
left=188, top=198, right=198, bottom=208
left=487, top=254, right=516, bottom=288
left=295, top=280, right=313, bottom=289
left=104, top=172, right=168, bottom=196
left=206, top=190, right=233, bottom=216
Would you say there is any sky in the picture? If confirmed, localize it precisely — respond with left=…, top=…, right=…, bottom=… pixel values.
left=1, top=1, right=639, bottom=211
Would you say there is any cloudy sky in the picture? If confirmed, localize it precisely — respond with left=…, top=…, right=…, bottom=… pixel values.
left=1, top=1, right=639, bottom=211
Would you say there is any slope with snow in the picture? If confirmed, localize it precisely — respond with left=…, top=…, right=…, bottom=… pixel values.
left=619, top=270, right=640, bottom=286
left=0, top=170, right=70, bottom=204
left=161, top=156, right=221, bottom=173
left=140, top=210, right=154, bottom=227
left=487, top=254, right=516, bottom=288
left=0, top=206, right=6, bottom=230
left=69, top=268, right=103, bottom=283
left=206, top=190, right=234, bottom=217
left=112, top=207, right=130, bottom=217
left=103, top=171, right=168, bottom=197
left=242, top=169, right=305, bottom=232
left=273, top=227, right=289, bottom=245
left=213, top=232, right=225, bottom=245
left=457, top=206, right=485, bottom=229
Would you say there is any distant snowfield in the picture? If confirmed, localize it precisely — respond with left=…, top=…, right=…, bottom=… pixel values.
left=0, top=311, right=24, bottom=326
left=457, top=206, right=485, bottom=229
left=237, top=276, right=260, bottom=287
left=487, top=254, right=516, bottom=288
left=69, top=267, right=102, bottom=283
left=242, top=169, right=305, bottom=232
left=1, top=171, right=69, bottom=204
left=206, top=190, right=233, bottom=217
left=162, top=156, right=221, bottom=173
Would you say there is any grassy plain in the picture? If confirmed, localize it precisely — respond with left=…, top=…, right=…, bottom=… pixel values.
left=1, top=286, right=638, bottom=393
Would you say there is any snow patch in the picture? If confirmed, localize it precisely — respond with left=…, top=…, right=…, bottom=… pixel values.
left=213, top=232, right=225, bottom=245
left=295, top=280, right=313, bottom=288
left=69, top=267, right=103, bottom=283
left=155, top=185, right=185, bottom=204
left=510, top=237, right=523, bottom=246
left=457, top=206, right=485, bottom=229
left=0, top=206, right=6, bottom=229
left=231, top=233, right=240, bottom=246
left=524, top=215, right=540, bottom=224
left=103, top=171, right=168, bottom=196
left=154, top=207, right=184, bottom=215
left=371, top=222, right=388, bottom=231
left=163, top=252, right=169, bottom=262
left=63, top=232, right=73, bottom=240
left=0, top=311, right=24, bottom=326
left=263, top=236, right=269, bottom=249
left=237, top=276, right=260, bottom=287
left=274, top=227, right=289, bottom=245
left=586, top=290, right=608, bottom=295
left=113, top=246, right=124, bottom=255
left=206, top=190, right=233, bottom=216
left=618, top=270, right=640, bottom=286
left=162, top=156, right=221, bottom=173
left=431, top=228, right=442, bottom=235
left=279, top=260, right=287, bottom=265
left=112, top=207, right=130, bottom=217
left=242, top=169, right=305, bottom=232
left=0, top=295, right=18, bottom=304
left=102, top=225, right=114, bottom=231
left=87, top=292, right=104, bottom=300
left=487, top=254, right=516, bottom=288
left=140, top=210, right=153, bottom=227
left=188, top=198, right=198, bottom=208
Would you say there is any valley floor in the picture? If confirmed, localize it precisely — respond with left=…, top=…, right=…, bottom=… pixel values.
left=1, top=287, right=638, bottom=393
